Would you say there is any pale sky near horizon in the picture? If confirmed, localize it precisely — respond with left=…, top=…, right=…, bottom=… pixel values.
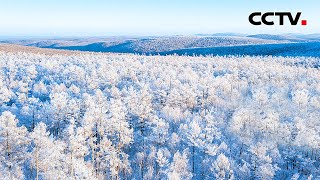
left=0, top=0, right=319, bottom=37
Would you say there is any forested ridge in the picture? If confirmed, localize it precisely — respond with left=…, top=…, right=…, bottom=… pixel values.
left=0, top=52, right=319, bottom=179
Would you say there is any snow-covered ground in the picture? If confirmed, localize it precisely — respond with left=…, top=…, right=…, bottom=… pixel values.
left=0, top=48, right=319, bottom=179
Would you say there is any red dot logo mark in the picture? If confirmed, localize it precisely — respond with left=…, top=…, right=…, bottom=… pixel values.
left=301, top=20, right=307, bottom=26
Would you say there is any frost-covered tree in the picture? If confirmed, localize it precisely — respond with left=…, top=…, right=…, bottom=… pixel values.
left=63, top=119, right=94, bottom=179
left=30, top=122, right=71, bottom=179
left=168, top=150, right=192, bottom=180
left=211, top=153, right=234, bottom=179
left=250, top=143, right=279, bottom=179
left=0, top=50, right=319, bottom=179
left=0, top=111, right=29, bottom=180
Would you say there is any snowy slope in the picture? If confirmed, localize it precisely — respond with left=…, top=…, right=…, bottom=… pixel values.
left=0, top=35, right=291, bottom=53
left=0, top=45, right=319, bottom=179
left=2, top=34, right=320, bottom=57
left=163, top=42, right=320, bottom=57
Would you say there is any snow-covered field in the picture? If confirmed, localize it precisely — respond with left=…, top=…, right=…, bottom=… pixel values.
left=0, top=49, right=319, bottom=179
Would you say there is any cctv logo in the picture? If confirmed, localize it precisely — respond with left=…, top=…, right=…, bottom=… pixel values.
left=249, top=12, right=307, bottom=26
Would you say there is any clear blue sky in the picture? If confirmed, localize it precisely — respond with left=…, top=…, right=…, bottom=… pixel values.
left=0, top=0, right=319, bottom=36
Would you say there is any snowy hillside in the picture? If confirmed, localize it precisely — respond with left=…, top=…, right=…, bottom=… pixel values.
left=0, top=35, right=291, bottom=54
left=0, top=48, right=319, bottom=179
left=50, top=36, right=286, bottom=53
left=164, top=42, right=320, bottom=58
left=2, top=34, right=320, bottom=57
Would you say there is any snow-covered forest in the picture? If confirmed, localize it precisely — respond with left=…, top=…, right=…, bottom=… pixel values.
left=0, top=51, right=319, bottom=179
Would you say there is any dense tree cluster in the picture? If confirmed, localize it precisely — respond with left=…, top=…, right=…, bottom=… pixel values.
left=129, top=36, right=281, bottom=53
left=1, top=36, right=282, bottom=54
left=0, top=51, right=319, bottom=179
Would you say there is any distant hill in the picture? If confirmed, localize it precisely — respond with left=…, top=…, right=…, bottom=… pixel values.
left=50, top=36, right=288, bottom=54
left=0, top=43, right=82, bottom=55
left=0, top=35, right=289, bottom=53
left=1, top=34, right=320, bottom=56
left=247, top=34, right=305, bottom=42
left=162, top=42, right=320, bottom=57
